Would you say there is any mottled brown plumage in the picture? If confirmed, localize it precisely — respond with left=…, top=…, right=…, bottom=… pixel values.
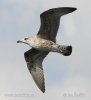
left=17, top=7, right=77, bottom=93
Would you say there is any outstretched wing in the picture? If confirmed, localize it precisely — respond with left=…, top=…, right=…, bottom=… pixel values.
left=24, top=48, right=49, bottom=93
left=38, top=7, right=77, bottom=42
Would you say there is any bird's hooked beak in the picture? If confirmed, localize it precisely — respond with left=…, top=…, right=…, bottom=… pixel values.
left=17, top=38, right=29, bottom=45
left=17, top=40, right=21, bottom=43
left=17, top=40, right=23, bottom=43
left=17, top=38, right=26, bottom=43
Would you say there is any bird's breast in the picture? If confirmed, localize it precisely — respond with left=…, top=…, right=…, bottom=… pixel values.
left=29, top=36, right=55, bottom=51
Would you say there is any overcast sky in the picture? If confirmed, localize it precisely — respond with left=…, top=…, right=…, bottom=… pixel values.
left=0, top=0, right=91, bottom=100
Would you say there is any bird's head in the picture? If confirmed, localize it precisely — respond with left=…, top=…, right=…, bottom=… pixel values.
left=17, top=37, right=30, bottom=45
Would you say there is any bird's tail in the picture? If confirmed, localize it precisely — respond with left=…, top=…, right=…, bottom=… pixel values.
left=58, top=45, right=72, bottom=56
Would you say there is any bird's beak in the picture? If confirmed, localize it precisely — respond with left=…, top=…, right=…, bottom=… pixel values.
left=17, top=38, right=28, bottom=45
left=17, top=40, right=23, bottom=43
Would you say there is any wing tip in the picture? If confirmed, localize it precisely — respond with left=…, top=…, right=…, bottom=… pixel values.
left=40, top=79, right=45, bottom=93
left=61, top=7, right=77, bottom=14
left=41, top=89, right=45, bottom=93
left=40, top=7, right=77, bottom=17
left=70, top=7, right=77, bottom=12
left=59, top=7, right=77, bottom=15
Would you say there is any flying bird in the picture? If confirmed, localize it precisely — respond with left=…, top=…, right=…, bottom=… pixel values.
left=17, top=7, right=77, bottom=93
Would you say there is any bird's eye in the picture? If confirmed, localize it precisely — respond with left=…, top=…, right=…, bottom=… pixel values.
left=24, top=38, right=28, bottom=40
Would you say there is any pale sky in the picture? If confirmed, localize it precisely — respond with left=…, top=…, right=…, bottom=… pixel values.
left=0, top=0, right=91, bottom=100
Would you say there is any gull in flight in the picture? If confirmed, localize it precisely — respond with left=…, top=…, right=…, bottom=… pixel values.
left=17, top=7, right=77, bottom=93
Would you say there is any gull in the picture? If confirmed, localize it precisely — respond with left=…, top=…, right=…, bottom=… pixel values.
left=17, top=7, right=77, bottom=93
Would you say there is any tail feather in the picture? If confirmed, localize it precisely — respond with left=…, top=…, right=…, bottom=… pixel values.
left=59, top=45, right=72, bottom=56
